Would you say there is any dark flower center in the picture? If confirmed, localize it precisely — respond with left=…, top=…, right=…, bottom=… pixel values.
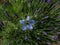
left=26, top=21, right=29, bottom=24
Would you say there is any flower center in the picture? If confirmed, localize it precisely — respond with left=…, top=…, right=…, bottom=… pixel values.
left=26, top=21, right=29, bottom=24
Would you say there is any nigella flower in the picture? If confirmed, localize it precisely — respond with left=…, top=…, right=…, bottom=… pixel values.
left=20, top=16, right=35, bottom=31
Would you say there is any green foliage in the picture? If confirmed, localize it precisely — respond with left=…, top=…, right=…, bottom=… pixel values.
left=0, top=0, right=60, bottom=45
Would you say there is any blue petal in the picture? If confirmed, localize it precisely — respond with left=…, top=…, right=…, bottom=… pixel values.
left=20, top=20, right=25, bottom=24
left=22, top=26, right=27, bottom=31
left=26, top=16, right=30, bottom=21
left=27, top=25, right=33, bottom=30
left=30, top=20, right=35, bottom=25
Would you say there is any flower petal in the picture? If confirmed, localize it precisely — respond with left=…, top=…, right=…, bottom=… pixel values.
left=22, top=26, right=27, bottom=31
left=27, top=25, right=33, bottom=30
left=30, top=20, right=35, bottom=25
left=20, top=20, right=25, bottom=24
left=26, top=16, right=30, bottom=21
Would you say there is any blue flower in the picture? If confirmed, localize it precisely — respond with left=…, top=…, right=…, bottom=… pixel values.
left=20, top=16, right=35, bottom=31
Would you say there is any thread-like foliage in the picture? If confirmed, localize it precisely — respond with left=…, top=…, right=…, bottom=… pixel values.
left=0, top=0, right=60, bottom=45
